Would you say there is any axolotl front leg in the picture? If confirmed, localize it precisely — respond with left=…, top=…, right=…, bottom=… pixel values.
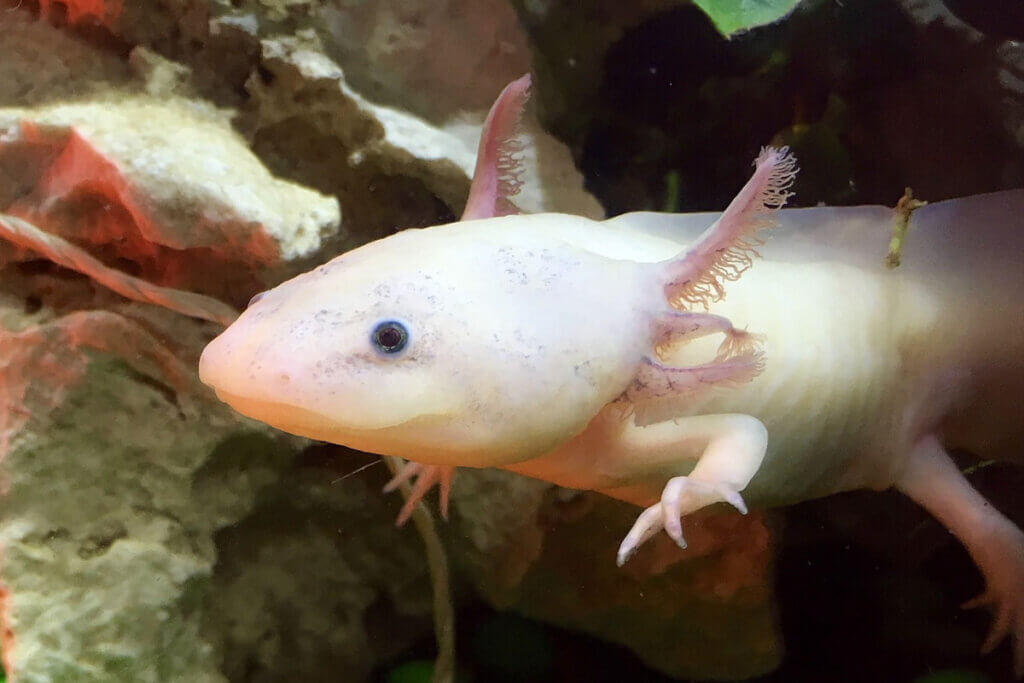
left=618, top=311, right=767, bottom=564
left=611, top=414, right=766, bottom=566
left=508, top=149, right=796, bottom=562
left=509, top=408, right=768, bottom=565
left=605, top=148, right=795, bottom=559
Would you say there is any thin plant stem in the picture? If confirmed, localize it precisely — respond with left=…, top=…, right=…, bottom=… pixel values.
left=383, top=455, right=456, bottom=683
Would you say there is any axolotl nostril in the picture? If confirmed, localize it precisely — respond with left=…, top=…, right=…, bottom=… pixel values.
left=199, top=74, right=1024, bottom=674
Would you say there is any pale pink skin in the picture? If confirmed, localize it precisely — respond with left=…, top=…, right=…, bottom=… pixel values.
left=200, top=75, right=1024, bottom=674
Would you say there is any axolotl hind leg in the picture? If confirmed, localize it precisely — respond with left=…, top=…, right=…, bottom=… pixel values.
left=896, top=435, right=1024, bottom=675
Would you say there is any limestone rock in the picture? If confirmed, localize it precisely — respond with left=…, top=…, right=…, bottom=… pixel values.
left=0, top=11, right=132, bottom=107
left=39, top=0, right=602, bottom=230
left=312, top=0, right=609, bottom=217
left=206, top=446, right=436, bottom=682
left=997, top=42, right=1024, bottom=148
left=447, top=470, right=782, bottom=680
left=318, top=0, right=533, bottom=119
left=243, top=31, right=601, bottom=248
left=0, top=307, right=270, bottom=682
left=0, top=95, right=341, bottom=304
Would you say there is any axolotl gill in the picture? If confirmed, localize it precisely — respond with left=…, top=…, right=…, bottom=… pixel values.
left=199, top=75, right=1024, bottom=671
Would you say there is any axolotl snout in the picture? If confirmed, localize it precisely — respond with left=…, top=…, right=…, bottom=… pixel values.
left=199, top=75, right=1024, bottom=672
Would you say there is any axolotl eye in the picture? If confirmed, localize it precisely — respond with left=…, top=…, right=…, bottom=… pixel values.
left=371, top=320, right=409, bottom=354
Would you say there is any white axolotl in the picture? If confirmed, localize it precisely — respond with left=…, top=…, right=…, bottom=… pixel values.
left=200, top=75, right=1024, bottom=672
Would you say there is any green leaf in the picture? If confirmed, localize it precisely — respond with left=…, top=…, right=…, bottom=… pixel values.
left=692, top=0, right=802, bottom=37
left=385, top=660, right=434, bottom=683
left=912, top=669, right=991, bottom=683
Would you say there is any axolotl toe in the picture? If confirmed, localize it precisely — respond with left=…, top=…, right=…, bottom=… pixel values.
left=199, top=75, right=1024, bottom=674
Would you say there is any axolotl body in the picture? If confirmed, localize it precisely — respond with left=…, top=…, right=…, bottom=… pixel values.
left=199, top=76, right=1024, bottom=671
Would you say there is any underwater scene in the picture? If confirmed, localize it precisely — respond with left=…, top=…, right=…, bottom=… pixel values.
left=0, top=0, right=1022, bottom=681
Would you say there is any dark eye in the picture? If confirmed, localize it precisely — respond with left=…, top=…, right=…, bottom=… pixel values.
left=247, top=291, right=266, bottom=308
left=372, top=320, right=409, bottom=354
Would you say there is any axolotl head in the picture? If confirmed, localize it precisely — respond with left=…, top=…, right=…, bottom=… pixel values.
left=198, top=216, right=657, bottom=466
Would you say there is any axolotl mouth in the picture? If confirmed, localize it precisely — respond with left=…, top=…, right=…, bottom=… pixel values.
left=209, top=388, right=470, bottom=464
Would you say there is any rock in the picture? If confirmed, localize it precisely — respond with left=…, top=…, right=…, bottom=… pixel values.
left=318, top=0, right=532, bottom=119
left=44, top=0, right=602, bottom=229
left=448, top=470, right=781, bottom=680
left=242, top=31, right=601, bottom=244
left=997, top=42, right=1024, bottom=149
left=0, top=11, right=132, bottom=106
left=310, top=0, right=605, bottom=218
left=128, top=47, right=199, bottom=98
left=244, top=32, right=478, bottom=240
left=0, top=306, right=277, bottom=682
left=206, top=445, right=436, bottom=683
left=871, top=0, right=1024, bottom=196
left=0, top=95, right=341, bottom=304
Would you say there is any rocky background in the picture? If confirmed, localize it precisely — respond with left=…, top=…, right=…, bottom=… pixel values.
left=0, top=1, right=1021, bottom=682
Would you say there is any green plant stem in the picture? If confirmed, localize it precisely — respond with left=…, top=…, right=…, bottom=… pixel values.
left=383, top=456, right=455, bottom=683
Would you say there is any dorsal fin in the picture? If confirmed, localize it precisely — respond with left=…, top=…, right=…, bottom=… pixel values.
left=663, top=147, right=798, bottom=309
left=461, top=74, right=531, bottom=221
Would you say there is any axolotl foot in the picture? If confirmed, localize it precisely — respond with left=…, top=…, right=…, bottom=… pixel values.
left=897, top=434, right=1024, bottom=676
left=960, top=523, right=1024, bottom=676
left=589, top=413, right=766, bottom=567
left=383, top=461, right=455, bottom=525
left=616, top=477, right=749, bottom=567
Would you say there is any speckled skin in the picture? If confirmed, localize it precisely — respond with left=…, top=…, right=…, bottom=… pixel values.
left=504, top=260, right=924, bottom=508
left=531, top=194, right=1024, bottom=511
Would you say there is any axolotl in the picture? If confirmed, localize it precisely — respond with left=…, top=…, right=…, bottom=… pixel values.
left=199, top=75, right=1024, bottom=671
